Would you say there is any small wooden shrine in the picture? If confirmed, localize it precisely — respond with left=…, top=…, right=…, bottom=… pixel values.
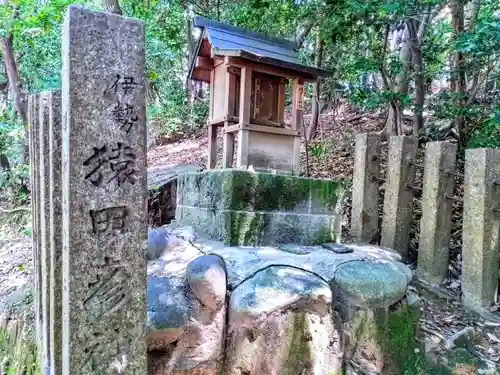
left=188, top=17, right=331, bottom=175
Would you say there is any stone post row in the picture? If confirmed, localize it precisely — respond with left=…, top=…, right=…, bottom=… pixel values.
left=28, top=5, right=148, bottom=375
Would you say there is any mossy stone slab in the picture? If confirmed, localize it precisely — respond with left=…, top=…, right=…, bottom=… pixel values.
left=177, top=169, right=346, bottom=214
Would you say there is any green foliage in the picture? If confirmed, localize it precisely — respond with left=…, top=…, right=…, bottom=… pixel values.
left=0, top=319, right=39, bottom=375
left=468, top=109, right=500, bottom=149
left=0, top=121, right=29, bottom=206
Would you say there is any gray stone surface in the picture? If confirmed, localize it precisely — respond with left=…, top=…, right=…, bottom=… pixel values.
left=147, top=233, right=203, bottom=350
left=146, top=230, right=225, bottom=374
left=147, top=275, right=189, bottom=349
left=332, top=260, right=409, bottom=308
left=322, top=242, right=352, bottom=253
left=48, top=91, right=62, bottom=375
left=226, top=266, right=341, bottom=375
left=229, top=266, right=332, bottom=327
left=28, top=93, right=42, bottom=358
left=38, top=93, right=51, bottom=375
left=147, top=227, right=169, bottom=260
left=148, top=163, right=203, bottom=227
left=177, top=205, right=341, bottom=246
left=145, top=227, right=412, bottom=374
left=417, top=141, right=457, bottom=285
left=187, top=255, right=227, bottom=311
left=175, top=169, right=345, bottom=246
left=61, top=6, right=147, bottom=374
left=462, top=148, right=500, bottom=310
left=351, top=132, right=381, bottom=243
left=381, top=136, right=416, bottom=259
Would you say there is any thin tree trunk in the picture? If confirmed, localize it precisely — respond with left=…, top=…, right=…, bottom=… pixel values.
left=451, top=0, right=467, bottom=148
left=307, top=33, right=323, bottom=141
left=103, top=0, right=123, bottom=15
left=186, top=15, right=194, bottom=106
left=2, top=35, right=27, bottom=124
left=294, top=19, right=314, bottom=50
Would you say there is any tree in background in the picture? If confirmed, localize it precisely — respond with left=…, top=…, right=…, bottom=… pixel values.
left=0, top=0, right=498, bottom=206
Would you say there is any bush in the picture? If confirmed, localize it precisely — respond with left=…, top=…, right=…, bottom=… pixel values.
left=468, top=109, right=500, bottom=149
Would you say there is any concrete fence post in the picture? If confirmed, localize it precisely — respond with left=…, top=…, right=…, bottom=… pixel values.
left=380, top=136, right=416, bottom=259
left=462, top=148, right=500, bottom=310
left=351, top=133, right=381, bottom=243
left=417, top=141, right=457, bottom=285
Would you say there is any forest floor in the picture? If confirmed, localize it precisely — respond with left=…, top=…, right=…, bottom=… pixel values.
left=0, top=103, right=499, bottom=373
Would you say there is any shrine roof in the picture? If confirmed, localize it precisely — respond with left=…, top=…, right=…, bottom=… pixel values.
left=188, top=16, right=332, bottom=80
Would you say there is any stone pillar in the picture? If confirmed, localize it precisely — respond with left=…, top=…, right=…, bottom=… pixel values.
left=351, top=133, right=381, bottom=243
left=48, top=91, right=63, bottom=375
left=38, top=92, right=52, bottom=375
left=462, top=148, right=500, bottom=310
left=28, top=93, right=43, bottom=356
left=61, top=6, right=147, bottom=374
left=381, top=136, right=416, bottom=259
left=417, top=142, right=457, bottom=285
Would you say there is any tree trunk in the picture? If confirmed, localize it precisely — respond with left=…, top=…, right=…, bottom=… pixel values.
left=465, top=0, right=480, bottom=31
left=451, top=0, right=467, bottom=148
left=2, top=35, right=27, bottom=124
left=410, top=20, right=425, bottom=136
left=103, top=0, right=123, bottom=15
left=186, top=15, right=194, bottom=106
left=395, top=22, right=413, bottom=95
left=307, top=33, right=323, bottom=141
left=294, top=19, right=314, bottom=50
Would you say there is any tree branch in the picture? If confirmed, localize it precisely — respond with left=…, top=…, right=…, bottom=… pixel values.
left=294, top=19, right=314, bottom=50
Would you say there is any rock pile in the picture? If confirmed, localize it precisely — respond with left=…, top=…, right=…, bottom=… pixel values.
left=146, top=226, right=413, bottom=374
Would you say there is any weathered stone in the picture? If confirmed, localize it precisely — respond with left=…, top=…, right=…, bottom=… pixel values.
left=226, top=266, right=341, bottom=375
left=176, top=169, right=346, bottom=246
left=177, top=205, right=340, bottom=246
left=148, top=164, right=203, bottom=227
left=38, top=92, right=51, bottom=375
left=343, top=305, right=419, bottom=374
left=186, top=255, right=227, bottom=311
left=230, top=266, right=332, bottom=327
left=28, top=93, right=43, bottom=363
left=462, top=148, right=500, bottom=310
left=48, top=91, right=63, bottom=375
left=321, top=242, right=352, bottom=253
left=147, top=275, right=189, bottom=350
left=351, top=132, right=381, bottom=243
left=147, top=233, right=204, bottom=351
left=332, top=260, right=410, bottom=309
left=145, top=228, right=413, bottom=374
left=61, top=6, right=147, bottom=374
left=147, top=227, right=170, bottom=260
left=417, top=141, right=457, bottom=285
left=162, top=296, right=226, bottom=374
left=381, top=136, right=416, bottom=259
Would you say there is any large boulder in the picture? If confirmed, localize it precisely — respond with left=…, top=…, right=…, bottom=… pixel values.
left=146, top=226, right=413, bottom=374
left=226, top=266, right=342, bottom=375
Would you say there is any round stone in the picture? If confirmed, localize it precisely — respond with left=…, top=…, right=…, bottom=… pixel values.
left=333, top=260, right=409, bottom=309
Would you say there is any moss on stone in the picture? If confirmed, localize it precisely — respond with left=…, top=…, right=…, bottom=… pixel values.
left=221, top=170, right=346, bottom=213
left=281, top=313, right=312, bottom=375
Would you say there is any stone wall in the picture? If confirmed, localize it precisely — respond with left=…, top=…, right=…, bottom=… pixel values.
left=175, top=169, right=347, bottom=246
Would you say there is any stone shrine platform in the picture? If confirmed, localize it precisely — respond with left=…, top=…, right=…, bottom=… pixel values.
left=175, top=169, right=346, bottom=246
left=146, top=226, right=414, bottom=375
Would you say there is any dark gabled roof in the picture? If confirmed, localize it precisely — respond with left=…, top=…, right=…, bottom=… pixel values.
left=188, top=16, right=331, bottom=80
